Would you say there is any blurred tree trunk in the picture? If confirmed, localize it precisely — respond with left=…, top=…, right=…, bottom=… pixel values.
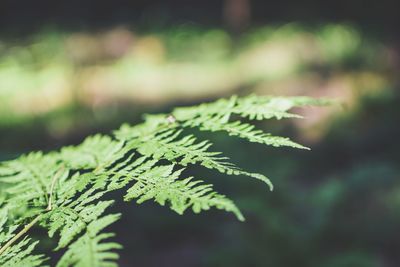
left=223, top=0, right=251, bottom=35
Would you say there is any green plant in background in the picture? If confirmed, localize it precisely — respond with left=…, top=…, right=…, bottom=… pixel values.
left=0, top=95, right=329, bottom=266
left=0, top=23, right=386, bottom=131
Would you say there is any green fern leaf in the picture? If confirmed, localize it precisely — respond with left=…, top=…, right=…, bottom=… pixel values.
left=0, top=94, right=330, bottom=266
left=124, top=164, right=244, bottom=221
left=0, top=209, right=47, bottom=267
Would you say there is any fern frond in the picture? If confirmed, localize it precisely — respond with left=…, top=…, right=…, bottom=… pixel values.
left=0, top=94, right=329, bottom=265
left=172, top=95, right=331, bottom=125
left=0, top=209, right=47, bottom=267
left=46, top=200, right=114, bottom=250
left=42, top=170, right=122, bottom=266
left=200, top=120, right=309, bottom=149
left=56, top=215, right=121, bottom=267
left=60, top=135, right=125, bottom=170
left=124, top=164, right=244, bottom=221
left=0, top=238, right=46, bottom=267
left=0, top=152, right=60, bottom=207
left=169, top=95, right=329, bottom=150
left=119, top=128, right=273, bottom=188
left=232, top=95, right=330, bottom=120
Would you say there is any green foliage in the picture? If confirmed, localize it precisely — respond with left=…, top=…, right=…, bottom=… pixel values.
left=0, top=95, right=328, bottom=266
left=0, top=209, right=47, bottom=267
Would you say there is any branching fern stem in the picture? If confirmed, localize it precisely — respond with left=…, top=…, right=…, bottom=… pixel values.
left=0, top=166, right=64, bottom=256
left=47, top=166, right=65, bottom=211
left=0, top=94, right=331, bottom=266
left=0, top=214, right=42, bottom=256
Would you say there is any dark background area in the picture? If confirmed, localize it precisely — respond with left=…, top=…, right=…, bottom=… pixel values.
left=1, top=0, right=399, bottom=34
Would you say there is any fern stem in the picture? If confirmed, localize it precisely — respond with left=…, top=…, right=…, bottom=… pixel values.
left=46, top=166, right=64, bottom=211
left=0, top=166, right=65, bottom=255
left=0, top=214, right=42, bottom=256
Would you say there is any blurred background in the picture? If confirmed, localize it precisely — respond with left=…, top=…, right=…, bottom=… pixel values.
left=1, top=1, right=400, bottom=266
